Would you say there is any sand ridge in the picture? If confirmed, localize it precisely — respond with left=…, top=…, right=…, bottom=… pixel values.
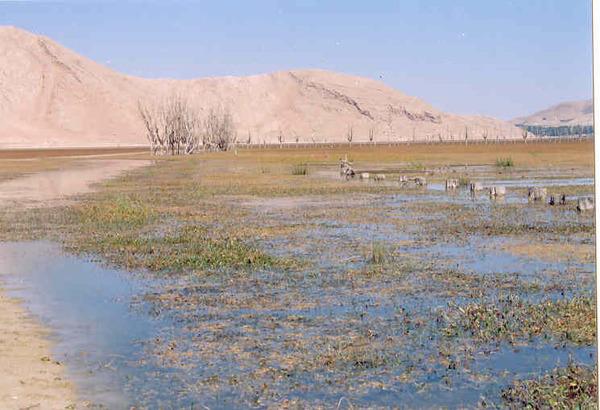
left=512, top=99, right=593, bottom=127
left=0, top=26, right=523, bottom=148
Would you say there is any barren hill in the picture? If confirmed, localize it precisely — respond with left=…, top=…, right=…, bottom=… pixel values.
left=0, top=26, right=522, bottom=148
left=512, top=99, right=593, bottom=127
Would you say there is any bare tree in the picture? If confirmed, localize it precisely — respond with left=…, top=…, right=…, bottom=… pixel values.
left=464, top=126, right=469, bottom=146
left=369, top=128, right=375, bottom=144
left=203, top=106, right=237, bottom=151
left=347, top=126, right=353, bottom=145
left=138, top=95, right=201, bottom=155
left=278, top=130, right=284, bottom=148
left=522, top=128, right=528, bottom=144
left=138, top=101, right=165, bottom=155
left=246, top=131, right=252, bottom=145
left=482, top=129, right=488, bottom=144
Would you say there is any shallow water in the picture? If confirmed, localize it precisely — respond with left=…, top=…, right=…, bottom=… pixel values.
left=0, top=159, right=150, bottom=207
left=0, top=241, right=175, bottom=407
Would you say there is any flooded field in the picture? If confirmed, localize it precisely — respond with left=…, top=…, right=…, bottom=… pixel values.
left=0, top=142, right=595, bottom=408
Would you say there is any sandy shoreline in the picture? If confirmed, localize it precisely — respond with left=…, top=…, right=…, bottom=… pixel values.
left=0, top=290, right=76, bottom=409
left=0, top=158, right=149, bottom=409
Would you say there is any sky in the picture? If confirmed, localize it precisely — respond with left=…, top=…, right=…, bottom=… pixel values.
left=0, top=0, right=592, bottom=120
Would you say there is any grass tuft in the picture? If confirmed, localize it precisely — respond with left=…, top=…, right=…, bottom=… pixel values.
left=458, top=176, right=470, bottom=186
left=408, top=161, right=425, bottom=171
left=368, top=241, right=387, bottom=265
left=291, top=163, right=308, bottom=175
left=495, top=157, right=514, bottom=167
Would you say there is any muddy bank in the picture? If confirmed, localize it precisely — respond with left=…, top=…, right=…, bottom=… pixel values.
left=0, top=286, right=75, bottom=409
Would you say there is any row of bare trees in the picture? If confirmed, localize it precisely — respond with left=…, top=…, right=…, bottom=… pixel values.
left=138, top=96, right=236, bottom=155
left=138, top=98, right=533, bottom=153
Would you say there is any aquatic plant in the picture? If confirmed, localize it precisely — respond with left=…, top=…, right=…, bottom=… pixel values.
left=502, top=363, right=597, bottom=409
left=316, top=335, right=392, bottom=371
left=442, top=295, right=595, bottom=346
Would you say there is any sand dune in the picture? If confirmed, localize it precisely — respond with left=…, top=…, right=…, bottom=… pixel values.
left=513, top=99, right=593, bottom=127
left=0, top=26, right=523, bottom=148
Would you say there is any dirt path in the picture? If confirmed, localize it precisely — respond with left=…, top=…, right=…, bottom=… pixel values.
left=0, top=158, right=149, bottom=409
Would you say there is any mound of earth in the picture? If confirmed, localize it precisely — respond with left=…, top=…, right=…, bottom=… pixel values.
left=512, top=99, right=593, bottom=127
left=0, top=26, right=522, bottom=148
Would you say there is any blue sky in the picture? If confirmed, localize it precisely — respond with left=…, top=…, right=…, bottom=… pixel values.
left=0, top=1, right=592, bottom=119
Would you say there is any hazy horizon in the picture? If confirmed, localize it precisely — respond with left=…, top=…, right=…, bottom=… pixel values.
left=0, top=0, right=592, bottom=120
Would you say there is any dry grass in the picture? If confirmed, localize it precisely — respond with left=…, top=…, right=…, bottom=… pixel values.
left=0, top=158, right=76, bottom=182
left=227, top=140, right=592, bottom=168
left=0, top=149, right=148, bottom=182
left=503, top=241, right=595, bottom=264
left=0, top=147, right=146, bottom=159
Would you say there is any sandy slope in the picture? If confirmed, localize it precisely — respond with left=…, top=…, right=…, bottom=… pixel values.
left=512, top=99, right=593, bottom=126
left=0, top=26, right=522, bottom=148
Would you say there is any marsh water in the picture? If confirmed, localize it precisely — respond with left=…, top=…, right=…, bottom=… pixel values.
left=0, top=159, right=150, bottom=208
left=1, top=240, right=594, bottom=407
left=0, top=161, right=595, bottom=407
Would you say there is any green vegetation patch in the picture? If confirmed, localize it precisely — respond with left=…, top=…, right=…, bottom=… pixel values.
left=74, top=224, right=291, bottom=274
left=77, top=196, right=155, bottom=229
left=502, top=364, right=597, bottom=409
left=442, top=295, right=596, bottom=345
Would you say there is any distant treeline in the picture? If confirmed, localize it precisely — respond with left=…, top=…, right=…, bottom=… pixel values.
left=517, top=124, right=593, bottom=137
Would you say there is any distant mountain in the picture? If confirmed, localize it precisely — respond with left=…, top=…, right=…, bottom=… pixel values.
left=513, top=99, right=593, bottom=127
left=0, top=26, right=523, bottom=148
